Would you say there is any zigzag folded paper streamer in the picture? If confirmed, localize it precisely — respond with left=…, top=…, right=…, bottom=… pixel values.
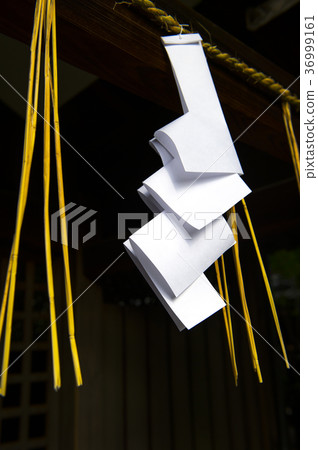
left=143, top=159, right=251, bottom=230
left=124, top=240, right=225, bottom=331
left=124, top=33, right=251, bottom=330
left=129, top=212, right=235, bottom=298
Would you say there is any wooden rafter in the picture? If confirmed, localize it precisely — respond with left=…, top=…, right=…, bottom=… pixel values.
left=0, top=0, right=299, bottom=161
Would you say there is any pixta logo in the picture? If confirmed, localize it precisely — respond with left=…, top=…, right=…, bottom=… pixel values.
left=51, top=202, right=97, bottom=250
left=117, top=212, right=250, bottom=240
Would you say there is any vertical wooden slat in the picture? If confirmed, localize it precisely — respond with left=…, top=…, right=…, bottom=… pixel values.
left=48, top=260, right=61, bottom=450
left=147, top=305, right=173, bottom=450
left=125, top=306, right=149, bottom=450
left=76, top=259, right=104, bottom=450
left=188, top=323, right=214, bottom=450
left=224, top=329, right=249, bottom=450
left=240, top=345, right=263, bottom=449
left=206, top=313, right=231, bottom=450
left=169, top=322, right=192, bottom=450
left=20, top=261, right=34, bottom=444
left=256, top=332, right=281, bottom=450
left=122, top=307, right=128, bottom=450
left=57, top=261, right=76, bottom=450
left=102, top=303, right=125, bottom=450
left=244, top=253, right=281, bottom=450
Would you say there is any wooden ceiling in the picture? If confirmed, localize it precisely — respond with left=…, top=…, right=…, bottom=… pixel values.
left=1, top=0, right=299, bottom=160
left=0, top=0, right=299, bottom=263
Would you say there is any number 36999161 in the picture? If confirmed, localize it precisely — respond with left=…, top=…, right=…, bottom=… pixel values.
left=305, top=16, right=315, bottom=75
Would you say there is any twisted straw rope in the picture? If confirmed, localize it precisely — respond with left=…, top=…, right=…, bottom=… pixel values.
left=126, top=0, right=300, bottom=110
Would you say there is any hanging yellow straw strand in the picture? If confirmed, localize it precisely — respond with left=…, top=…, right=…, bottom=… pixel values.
left=241, top=198, right=289, bottom=368
left=0, top=0, right=44, bottom=345
left=214, top=259, right=238, bottom=384
left=1, top=0, right=81, bottom=394
left=220, top=254, right=238, bottom=384
left=282, top=102, right=300, bottom=191
left=50, top=0, right=82, bottom=386
left=0, top=0, right=44, bottom=396
left=214, top=260, right=231, bottom=348
left=124, top=0, right=300, bottom=109
left=43, top=0, right=61, bottom=391
left=0, top=251, right=13, bottom=345
left=229, top=206, right=262, bottom=383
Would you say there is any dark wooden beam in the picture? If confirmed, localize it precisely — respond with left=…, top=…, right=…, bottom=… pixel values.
left=0, top=0, right=299, bottom=162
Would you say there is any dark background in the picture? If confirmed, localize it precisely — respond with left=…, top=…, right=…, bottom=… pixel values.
left=0, top=0, right=299, bottom=448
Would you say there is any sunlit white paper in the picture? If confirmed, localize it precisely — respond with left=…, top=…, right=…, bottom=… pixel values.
left=149, top=138, right=173, bottom=166
left=155, top=112, right=243, bottom=174
left=129, top=211, right=235, bottom=297
left=124, top=240, right=225, bottom=330
left=143, top=158, right=251, bottom=230
left=157, top=34, right=243, bottom=174
left=124, top=33, right=250, bottom=331
left=137, top=185, right=163, bottom=214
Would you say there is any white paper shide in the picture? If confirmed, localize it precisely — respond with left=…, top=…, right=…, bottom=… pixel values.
left=124, top=34, right=251, bottom=331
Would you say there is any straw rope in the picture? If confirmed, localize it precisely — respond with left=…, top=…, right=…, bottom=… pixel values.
left=123, top=0, right=300, bottom=110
